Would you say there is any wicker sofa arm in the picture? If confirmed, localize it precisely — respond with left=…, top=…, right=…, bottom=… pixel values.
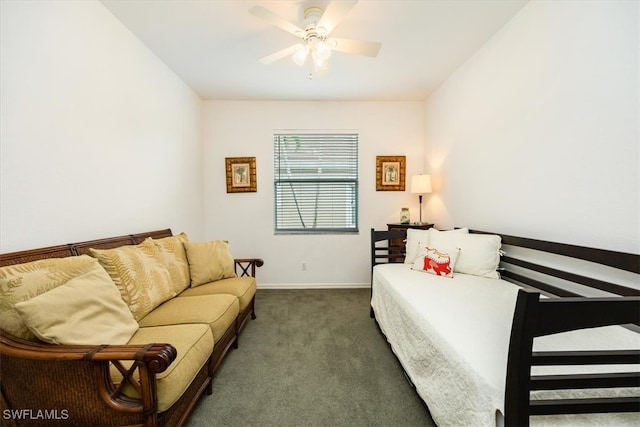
left=234, top=258, right=264, bottom=278
left=0, top=330, right=176, bottom=427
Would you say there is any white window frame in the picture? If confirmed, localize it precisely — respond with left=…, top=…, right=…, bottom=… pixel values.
left=273, top=132, right=359, bottom=234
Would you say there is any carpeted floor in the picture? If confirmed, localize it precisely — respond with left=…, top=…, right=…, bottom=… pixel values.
left=185, top=288, right=436, bottom=427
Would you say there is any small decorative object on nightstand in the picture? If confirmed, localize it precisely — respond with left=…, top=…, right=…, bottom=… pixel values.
left=400, top=207, right=410, bottom=224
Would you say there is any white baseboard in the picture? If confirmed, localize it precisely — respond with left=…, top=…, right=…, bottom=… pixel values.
left=258, top=283, right=370, bottom=290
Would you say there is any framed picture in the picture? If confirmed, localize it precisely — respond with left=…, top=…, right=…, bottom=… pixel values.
left=225, top=157, right=257, bottom=193
left=376, top=156, right=406, bottom=191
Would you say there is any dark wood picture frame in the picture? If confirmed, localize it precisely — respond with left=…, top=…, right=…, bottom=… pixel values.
left=376, top=155, right=406, bottom=191
left=225, top=157, right=257, bottom=193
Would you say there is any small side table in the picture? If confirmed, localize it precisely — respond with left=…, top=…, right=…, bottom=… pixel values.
left=387, top=223, right=434, bottom=262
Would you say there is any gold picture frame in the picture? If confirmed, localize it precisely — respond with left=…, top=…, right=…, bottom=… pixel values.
left=376, top=155, right=406, bottom=191
left=225, top=157, right=257, bottom=193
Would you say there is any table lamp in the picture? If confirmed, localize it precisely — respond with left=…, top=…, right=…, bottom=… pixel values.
left=410, top=174, right=432, bottom=225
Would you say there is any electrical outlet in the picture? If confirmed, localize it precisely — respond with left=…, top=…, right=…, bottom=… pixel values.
left=301, top=262, right=308, bottom=271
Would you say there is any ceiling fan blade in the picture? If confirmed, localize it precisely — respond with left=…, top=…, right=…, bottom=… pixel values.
left=329, top=38, right=382, bottom=57
left=259, top=44, right=301, bottom=65
left=249, top=6, right=305, bottom=37
left=317, top=0, right=358, bottom=35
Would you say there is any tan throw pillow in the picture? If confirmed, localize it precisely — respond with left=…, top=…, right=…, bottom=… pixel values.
left=149, top=233, right=190, bottom=294
left=183, top=240, right=236, bottom=287
left=0, top=255, right=100, bottom=340
left=90, top=240, right=175, bottom=321
left=14, top=268, right=139, bottom=345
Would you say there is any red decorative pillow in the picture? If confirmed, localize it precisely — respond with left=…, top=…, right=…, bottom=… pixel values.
left=412, top=247, right=460, bottom=278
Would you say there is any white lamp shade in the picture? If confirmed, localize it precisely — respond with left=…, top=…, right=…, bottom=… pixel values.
left=411, top=174, right=432, bottom=194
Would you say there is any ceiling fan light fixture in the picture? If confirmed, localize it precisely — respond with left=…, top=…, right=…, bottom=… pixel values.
left=314, top=39, right=332, bottom=61
left=312, top=52, right=330, bottom=72
left=292, top=44, right=309, bottom=66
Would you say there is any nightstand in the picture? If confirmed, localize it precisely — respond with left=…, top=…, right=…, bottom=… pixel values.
left=387, top=223, right=433, bottom=262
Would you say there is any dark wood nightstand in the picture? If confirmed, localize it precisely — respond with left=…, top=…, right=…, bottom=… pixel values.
left=387, top=223, right=433, bottom=262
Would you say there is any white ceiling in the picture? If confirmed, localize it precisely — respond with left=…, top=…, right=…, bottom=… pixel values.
left=100, top=0, right=528, bottom=101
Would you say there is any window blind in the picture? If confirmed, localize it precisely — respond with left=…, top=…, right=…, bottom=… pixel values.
left=274, top=133, right=358, bottom=233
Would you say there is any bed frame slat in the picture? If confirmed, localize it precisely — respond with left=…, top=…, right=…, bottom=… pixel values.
left=500, top=270, right=580, bottom=297
left=502, top=256, right=640, bottom=296
left=493, top=233, right=639, bottom=274
left=535, top=297, right=640, bottom=335
left=531, top=372, right=640, bottom=390
left=532, top=350, right=640, bottom=365
left=530, top=397, right=640, bottom=415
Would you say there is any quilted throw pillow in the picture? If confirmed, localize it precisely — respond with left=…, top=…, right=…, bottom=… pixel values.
left=150, top=233, right=190, bottom=294
left=0, top=255, right=102, bottom=340
left=90, top=239, right=175, bottom=321
left=412, top=247, right=460, bottom=278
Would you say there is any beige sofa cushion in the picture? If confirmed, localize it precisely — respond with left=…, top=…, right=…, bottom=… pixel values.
left=0, top=255, right=100, bottom=340
left=90, top=240, right=175, bottom=321
left=179, top=276, right=256, bottom=312
left=112, top=324, right=213, bottom=412
left=14, top=268, right=138, bottom=345
left=183, top=240, right=236, bottom=287
left=138, top=294, right=238, bottom=342
left=150, top=233, right=190, bottom=294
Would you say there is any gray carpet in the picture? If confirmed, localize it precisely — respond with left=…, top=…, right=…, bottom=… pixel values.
left=185, top=289, right=436, bottom=427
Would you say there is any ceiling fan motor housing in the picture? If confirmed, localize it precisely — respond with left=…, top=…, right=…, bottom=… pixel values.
left=303, top=6, right=327, bottom=38
left=303, top=7, right=324, bottom=29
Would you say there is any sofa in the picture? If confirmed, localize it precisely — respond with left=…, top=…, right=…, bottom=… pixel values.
left=0, top=229, right=263, bottom=427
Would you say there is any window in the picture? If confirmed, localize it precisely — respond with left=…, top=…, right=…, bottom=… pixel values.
left=274, top=132, right=358, bottom=233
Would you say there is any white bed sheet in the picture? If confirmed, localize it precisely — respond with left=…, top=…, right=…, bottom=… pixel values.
left=370, top=263, right=640, bottom=427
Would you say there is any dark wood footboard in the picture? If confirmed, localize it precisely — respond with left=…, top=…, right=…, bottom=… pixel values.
left=474, top=230, right=640, bottom=425
left=505, top=290, right=640, bottom=426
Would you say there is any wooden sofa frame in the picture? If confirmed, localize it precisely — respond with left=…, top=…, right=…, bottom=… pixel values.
left=0, top=229, right=264, bottom=427
left=370, top=228, right=640, bottom=426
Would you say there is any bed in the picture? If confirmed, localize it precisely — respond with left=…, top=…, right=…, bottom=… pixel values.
left=370, top=228, right=639, bottom=427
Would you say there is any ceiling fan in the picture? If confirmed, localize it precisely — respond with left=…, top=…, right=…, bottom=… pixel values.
left=249, top=0, right=381, bottom=76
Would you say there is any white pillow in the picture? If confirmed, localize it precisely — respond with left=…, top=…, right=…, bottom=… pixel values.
left=404, top=228, right=469, bottom=264
left=454, top=234, right=502, bottom=278
left=14, top=269, right=139, bottom=345
left=429, top=231, right=501, bottom=278
left=410, top=228, right=468, bottom=263
left=404, top=228, right=431, bottom=264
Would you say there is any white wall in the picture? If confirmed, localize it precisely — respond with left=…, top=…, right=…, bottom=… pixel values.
left=424, top=0, right=639, bottom=253
left=0, top=0, right=204, bottom=252
left=203, top=101, right=424, bottom=287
